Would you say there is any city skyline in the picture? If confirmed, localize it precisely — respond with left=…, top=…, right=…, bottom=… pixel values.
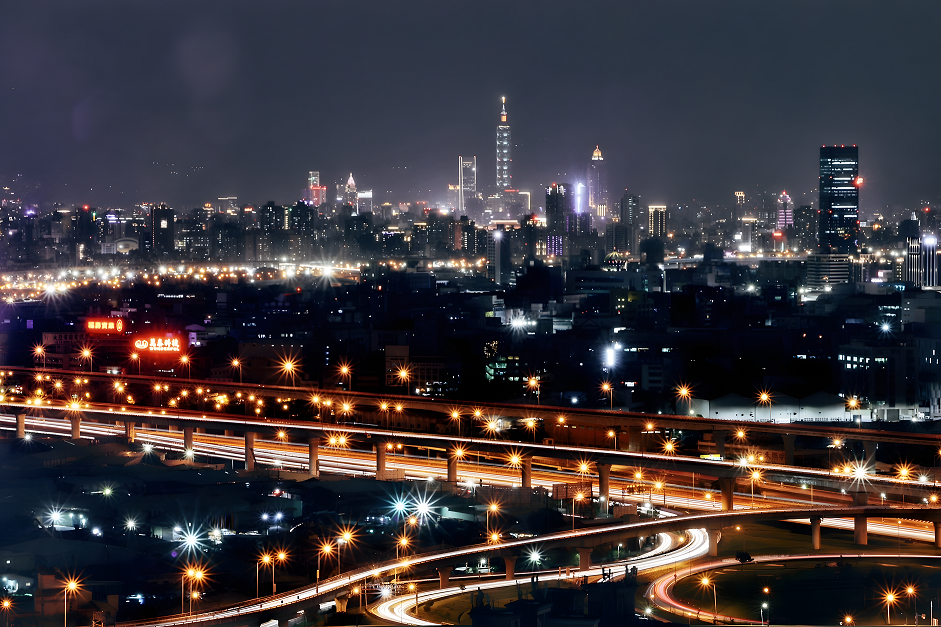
left=2, top=2, right=941, bottom=212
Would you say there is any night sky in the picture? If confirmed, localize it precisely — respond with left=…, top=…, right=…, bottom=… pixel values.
left=1, top=1, right=939, bottom=214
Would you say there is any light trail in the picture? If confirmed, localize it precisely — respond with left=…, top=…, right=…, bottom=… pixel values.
left=647, top=552, right=941, bottom=625
left=372, top=530, right=707, bottom=626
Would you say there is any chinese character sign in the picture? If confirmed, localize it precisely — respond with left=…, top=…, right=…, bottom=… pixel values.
left=86, top=318, right=125, bottom=334
left=132, top=336, right=182, bottom=353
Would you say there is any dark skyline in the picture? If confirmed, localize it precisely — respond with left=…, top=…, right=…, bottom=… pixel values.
left=2, top=1, right=940, bottom=213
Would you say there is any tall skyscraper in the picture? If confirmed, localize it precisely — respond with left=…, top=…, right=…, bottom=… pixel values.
left=818, top=145, right=860, bottom=253
left=308, top=172, right=327, bottom=207
left=648, top=205, right=667, bottom=238
left=151, top=204, right=175, bottom=255
left=734, top=191, right=745, bottom=221
left=776, top=191, right=793, bottom=230
left=345, top=174, right=357, bottom=209
left=459, top=156, right=476, bottom=215
left=496, top=97, right=511, bottom=191
left=587, top=146, right=609, bottom=218
left=545, top=183, right=568, bottom=257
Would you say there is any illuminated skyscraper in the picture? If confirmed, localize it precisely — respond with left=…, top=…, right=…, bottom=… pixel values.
left=587, top=146, right=609, bottom=218
left=151, top=204, right=175, bottom=255
left=345, top=173, right=357, bottom=208
left=496, top=97, right=511, bottom=190
left=818, top=145, right=860, bottom=253
left=308, top=171, right=327, bottom=207
left=545, top=183, right=568, bottom=257
left=459, top=156, right=476, bottom=214
left=648, top=205, right=666, bottom=238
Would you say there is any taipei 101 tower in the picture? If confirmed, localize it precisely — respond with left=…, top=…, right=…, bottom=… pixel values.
left=496, top=97, right=511, bottom=191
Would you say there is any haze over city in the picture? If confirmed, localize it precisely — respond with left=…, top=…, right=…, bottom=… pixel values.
left=3, top=4, right=941, bottom=627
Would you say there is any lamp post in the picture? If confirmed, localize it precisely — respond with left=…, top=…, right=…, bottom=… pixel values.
left=572, top=492, right=584, bottom=532
left=273, top=551, right=287, bottom=594
left=63, top=580, right=77, bottom=627
left=1, top=598, right=10, bottom=627
left=601, top=382, right=613, bottom=409
left=757, top=391, right=772, bottom=422
left=486, top=503, right=498, bottom=537
left=231, top=358, right=242, bottom=384
left=131, top=352, right=140, bottom=375
left=701, top=577, right=717, bottom=624
left=80, top=348, right=93, bottom=373
left=317, top=543, right=333, bottom=592
left=760, top=602, right=768, bottom=626
left=885, top=592, right=897, bottom=624
left=257, top=555, right=270, bottom=598
left=907, top=586, right=917, bottom=626
left=179, top=355, right=190, bottom=379
left=751, top=471, right=761, bottom=506
left=34, top=345, right=46, bottom=369
left=676, top=385, right=691, bottom=415
left=528, top=377, right=540, bottom=405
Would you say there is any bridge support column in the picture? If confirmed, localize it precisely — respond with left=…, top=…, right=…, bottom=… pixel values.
left=577, top=548, right=592, bottom=571
left=504, top=556, right=518, bottom=581
left=852, top=491, right=869, bottom=506
left=597, top=463, right=611, bottom=517
left=70, top=416, right=81, bottom=440
left=714, top=430, right=727, bottom=459
left=334, top=596, right=348, bottom=613
left=708, top=529, right=721, bottom=557
left=782, top=434, right=796, bottom=466
left=854, top=515, right=868, bottom=546
left=447, top=452, right=458, bottom=483
left=437, top=566, right=453, bottom=589
left=718, top=477, right=734, bottom=511
left=627, top=426, right=643, bottom=452
left=934, top=522, right=941, bottom=549
left=183, top=427, right=194, bottom=451
left=244, top=432, right=255, bottom=471
left=521, top=456, right=532, bottom=489
left=224, top=429, right=234, bottom=437
left=124, top=421, right=135, bottom=442
left=863, top=441, right=877, bottom=466
left=376, top=446, right=387, bottom=476
left=811, top=516, right=821, bottom=550
left=308, top=438, right=319, bottom=477
left=15, top=414, right=25, bottom=438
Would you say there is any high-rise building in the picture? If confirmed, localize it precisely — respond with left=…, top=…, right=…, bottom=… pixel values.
left=496, top=97, right=511, bottom=190
left=344, top=174, right=358, bottom=209
left=924, top=235, right=939, bottom=288
left=459, top=156, right=476, bottom=214
left=357, top=190, right=373, bottom=214
left=587, top=145, right=609, bottom=219
left=818, top=145, right=860, bottom=253
left=619, top=191, right=640, bottom=226
left=151, top=204, right=175, bottom=255
left=793, top=205, right=817, bottom=251
left=648, top=205, right=667, bottom=238
left=308, top=172, right=327, bottom=207
left=776, top=191, right=793, bottom=230
left=545, top=183, right=568, bottom=257
left=734, top=191, right=745, bottom=221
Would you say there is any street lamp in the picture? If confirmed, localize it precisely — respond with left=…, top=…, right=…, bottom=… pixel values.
left=760, top=602, right=768, bottom=626
left=130, top=352, right=140, bottom=375
left=272, top=551, right=287, bottom=594
left=317, top=543, right=333, bottom=592
left=601, top=382, right=613, bottom=409
left=64, top=579, right=78, bottom=627
left=572, top=492, right=584, bottom=532
left=80, top=347, right=93, bottom=372
left=338, top=363, right=352, bottom=390
left=257, top=554, right=271, bottom=598
left=179, top=355, right=191, bottom=378
left=528, top=377, right=540, bottom=405
left=397, top=366, right=410, bottom=395
left=676, top=385, right=692, bottom=415
left=757, top=391, right=772, bottom=422
left=34, top=345, right=46, bottom=368
left=486, top=502, right=499, bottom=536
left=750, top=470, right=761, bottom=506
left=701, top=577, right=717, bottom=623
left=450, top=410, right=462, bottom=436
left=231, top=358, right=242, bottom=384
left=1, top=597, right=10, bottom=627
left=885, top=592, right=897, bottom=625
left=906, top=586, right=917, bottom=626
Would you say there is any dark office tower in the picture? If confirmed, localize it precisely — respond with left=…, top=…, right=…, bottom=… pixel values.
left=619, top=191, right=640, bottom=226
left=545, top=183, right=568, bottom=257
left=151, top=204, right=175, bottom=255
left=793, top=205, right=816, bottom=250
left=818, top=145, right=860, bottom=253
left=459, top=156, right=476, bottom=215
left=925, top=235, right=939, bottom=287
left=648, top=205, right=667, bottom=238
left=496, top=97, right=511, bottom=190
left=734, top=191, right=745, bottom=221
left=587, top=145, right=609, bottom=219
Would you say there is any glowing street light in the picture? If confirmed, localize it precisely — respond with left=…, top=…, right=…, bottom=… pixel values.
left=63, top=578, right=79, bottom=627
left=179, top=355, right=191, bottom=378
left=676, top=385, right=692, bottom=414
left=79, top=347, right=93, bottom=372
left=601, top=382, right=613, bottom=409
left=885, top=591, right=897, bottom=624
left=701, top=577, right=718, bottom=622
left=757, top=390, right=772, bottom=421
left=33, top=345, right=46, bottom=368
left=572, top=492, right=584, bottom=532
left=230, top=358, right=242, bottom=384
left=527, top=377, right=540, bottom=405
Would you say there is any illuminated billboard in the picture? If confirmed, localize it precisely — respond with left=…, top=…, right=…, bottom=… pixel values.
left=133, top=336, right=182, bottom=353
left=86, top=318, right=125, bottom=334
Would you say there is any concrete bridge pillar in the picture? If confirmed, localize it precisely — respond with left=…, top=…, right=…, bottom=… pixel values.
left=183, top=427, right=194, bottom=451
left=521, top=455, right=532, bottom=489
left=854, top=515, right=868, bottom=545
left=504, top=556, right=518, bottom=581
left=70, top=416, right=81, bottom=439
left=308, top=438, right=320, bottom=477
left=811, top=516, right=821, bottom=550
left=708, top=529, right=721, bottom=557
left=244, top=432, right=255, bottom=471
left=718, top=477, right=735, bottom=511
left=124, top=421, right=135, bottom=442
left=437, top=566, right=453, bottom=589
left=597, top=463, right=611, bottom=517
left=934, top=522, right=941, bottom=549
left=782, top=434, right=796, bottom=466
left=863, top=441, right=877, bottom=466
left=852, top=491, right=869, bottom=506
left=334, top=596, right=348, bottom=613
left=627, top=426, right=643, bottom=452
left=224, top=429, right=234, bottom=437
left=577, top=548, right=592, bottom=571
left=447, top=452, right=458, bottom=483
left=376, top=445, right=387, bottom=476
left=713, top=430, right=728, bottom=459
left=15, top=414, right=25, bottom=438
